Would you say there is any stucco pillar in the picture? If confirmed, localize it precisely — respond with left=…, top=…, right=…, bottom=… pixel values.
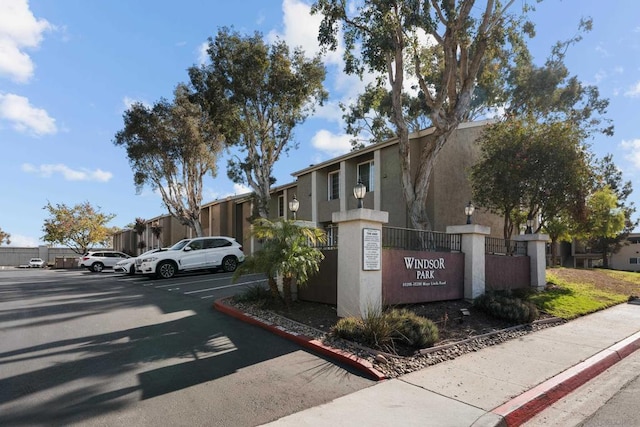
left=514, top=233, right=549, bottom=291
left=446, top=224, right=491, bottom=300
left=333, top=209, right=389, bottom=318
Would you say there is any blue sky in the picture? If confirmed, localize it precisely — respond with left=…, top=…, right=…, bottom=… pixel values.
left=1, top=0, right=639, bottom=247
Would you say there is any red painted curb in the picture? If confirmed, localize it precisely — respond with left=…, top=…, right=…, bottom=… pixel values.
left=213, top=298, right=387, bottom=381
left=492, top=330, right=640, bottom=426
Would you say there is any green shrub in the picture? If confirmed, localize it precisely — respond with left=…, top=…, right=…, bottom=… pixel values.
left=474, top=292, right=539, bottom=324
left=332, top=317, right=363, bottom=341
left=385, top=308, right=439, bottom=348
left=359, top=308, right=396, bottom=349
left=331, top=307, right=439, bottom=352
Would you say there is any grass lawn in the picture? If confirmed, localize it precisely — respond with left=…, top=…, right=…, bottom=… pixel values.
left=530, top=267, right=640, bottom=319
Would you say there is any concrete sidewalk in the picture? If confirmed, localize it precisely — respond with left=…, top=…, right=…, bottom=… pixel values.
left=261, top=302, right=640, bottom=427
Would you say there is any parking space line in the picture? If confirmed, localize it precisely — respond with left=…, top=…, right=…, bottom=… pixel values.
left=148, top=273, right=265, bottom=288
left=183, top=279, right=268, bottom=296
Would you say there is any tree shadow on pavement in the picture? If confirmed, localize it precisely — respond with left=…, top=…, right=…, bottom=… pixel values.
left=0, top=276, right=370, bottom=426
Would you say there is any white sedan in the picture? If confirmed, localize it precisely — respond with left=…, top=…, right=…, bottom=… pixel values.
left=29, top=258, right=46, bottom=268
left=114, top=248, right=165, bottom=275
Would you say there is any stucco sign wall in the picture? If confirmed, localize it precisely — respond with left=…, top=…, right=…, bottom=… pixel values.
left=382, top=249, right=464, bottom=304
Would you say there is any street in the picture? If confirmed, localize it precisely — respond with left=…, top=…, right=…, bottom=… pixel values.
left=524, top=344, right=640, bottom=426
left=0, top=268, right=374, bottom=426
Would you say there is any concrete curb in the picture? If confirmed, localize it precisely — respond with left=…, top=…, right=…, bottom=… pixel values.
left=491, top=330, right=640, bottom=426
left=213, top=298, right=387, bottom=381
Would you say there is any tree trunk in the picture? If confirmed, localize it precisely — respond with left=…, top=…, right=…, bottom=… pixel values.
left=282, top=276, right=293, bottom=307
left=602, top=243, right=610, bottom=268
left=191, top=218, right=204, bottom=237
left=550, top=238, right=558, bottom=267
left=268, top=276, right=282, bottom=302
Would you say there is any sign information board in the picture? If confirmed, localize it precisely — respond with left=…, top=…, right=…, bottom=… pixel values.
left=363, top=228, right=381, bottom=271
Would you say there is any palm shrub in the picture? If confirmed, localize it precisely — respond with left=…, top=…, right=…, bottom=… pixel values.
left=233, top=218, right=326, bottom=306
left=233, top=244, right=283, bottom=303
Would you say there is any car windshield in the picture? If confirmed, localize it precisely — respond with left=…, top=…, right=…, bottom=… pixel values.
left=170, top=240, right=190, bottom=251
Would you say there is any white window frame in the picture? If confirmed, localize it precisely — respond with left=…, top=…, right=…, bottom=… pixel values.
left=278, top=195, right=285, bottom=218
left=357, top=160, right=374, bottom=192
left=328, top=171, right=340, bottom=200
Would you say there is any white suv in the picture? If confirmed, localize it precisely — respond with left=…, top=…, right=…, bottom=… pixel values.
left=137, top=236, right=245, bottom=279
left=79, top=251, right=131, bottom=272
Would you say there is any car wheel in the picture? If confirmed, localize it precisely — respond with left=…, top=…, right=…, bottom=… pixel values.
left=128, top=265, right=136, bottom=276
left=92, top=262, right=104, bottom=273
left=157, top=261, right=176, bottom=279
left=222, top=256, right=238, bottom=272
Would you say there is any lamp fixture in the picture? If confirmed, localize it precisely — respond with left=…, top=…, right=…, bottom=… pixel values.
left=525, top=215, right=534, bottom=234
left=353, top=181, right=367, bottom=208
left=288, top=195, right=299, bottom=220
left=464, top=201, right=475, bottom=224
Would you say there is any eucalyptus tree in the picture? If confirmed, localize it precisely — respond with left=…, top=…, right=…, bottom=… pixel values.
left=312, top=0, right=531, bottom=230
left=114, top=83, right=224, bottom=236
left=312, top=1, right=611, bottom=231
left=189, top=27, right=327, bottom=219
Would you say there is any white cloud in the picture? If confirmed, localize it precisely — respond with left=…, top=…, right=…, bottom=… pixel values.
left=620, top=139, right=640, bottom=168
left=268, top=0, right=342, bottom=65
left=0, top=0, right=53, bottom=83
left=122, top=96, right=150, bottom=111
left=624, top=81, right=640, bottom=98
left=197, top=41, right=209, bottom=65
left=22, top=163, right=113, bottom=182
left=232, top=183, right=251, bottom=195
left=0, top=93, right=56, bottom=135
left=311, top=129, right=352, bottom=156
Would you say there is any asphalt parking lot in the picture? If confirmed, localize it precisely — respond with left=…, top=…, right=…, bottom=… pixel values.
left=0, top=268, right=374, bottom=426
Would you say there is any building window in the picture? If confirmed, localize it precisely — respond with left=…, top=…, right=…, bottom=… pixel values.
left=278, top=195, right=284, bottom=217
left=630, top=258, right=638, bottom=264
left=357, top=160, right=374, bottom=192
left=328, top=171, right=339, bottom=200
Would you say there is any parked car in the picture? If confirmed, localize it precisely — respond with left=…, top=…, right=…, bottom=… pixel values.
left=137, top=236, right=244, bottom=279
left=114, top=248, right=165, bottom=275
left=29, top=258, right=46, bottom=268
left=79, top=251, right=131, bottom=272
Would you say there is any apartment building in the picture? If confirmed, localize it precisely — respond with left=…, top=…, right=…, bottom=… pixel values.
left=113, top=120, right=505, bottom=254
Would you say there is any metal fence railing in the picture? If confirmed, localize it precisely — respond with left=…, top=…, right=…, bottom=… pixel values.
left=312, top=225, right=338, bottom=250
left=381, top=226, right=461, bottom=252
left=485, top=237, right=527, bottom=256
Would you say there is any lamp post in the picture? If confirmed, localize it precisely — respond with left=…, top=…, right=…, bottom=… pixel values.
left=288, top=195, right=299, bottom=220
left=525, top=215, right=534, bottom=234
left=353, top=180, right=367, bottom=208
left=464, top=201, right=475, bottom=224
